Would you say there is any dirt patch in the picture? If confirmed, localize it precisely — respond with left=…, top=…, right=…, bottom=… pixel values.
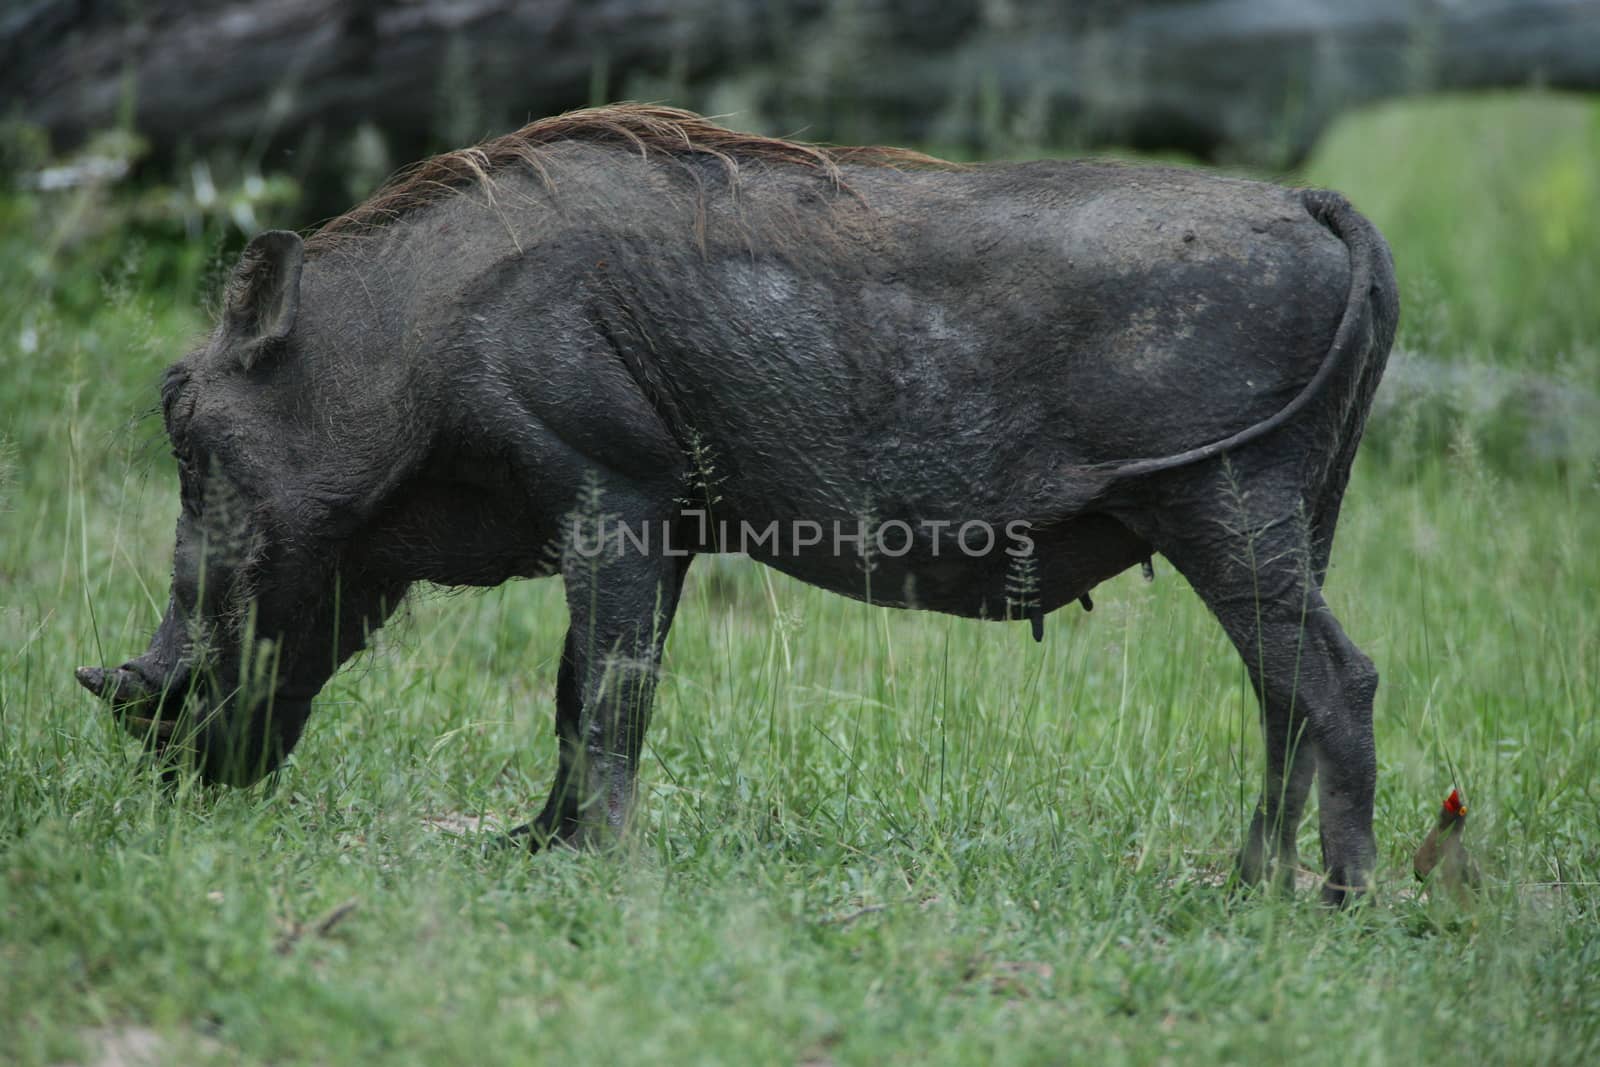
left=58, top=1026, right=222, bottom=1067
left=421, top=812, right=505, bottom=835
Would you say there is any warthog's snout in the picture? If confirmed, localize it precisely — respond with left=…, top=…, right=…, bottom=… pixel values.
left=75, top=662, right=185, bottom=742
left=77, top=655, right=318, bottom=785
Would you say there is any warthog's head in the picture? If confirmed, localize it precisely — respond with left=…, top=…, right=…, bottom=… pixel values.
left=76, top=231, right=413, bottom=784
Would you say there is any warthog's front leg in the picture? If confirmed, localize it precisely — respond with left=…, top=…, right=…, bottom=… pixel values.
left=510, top=504, right=691, bottom=851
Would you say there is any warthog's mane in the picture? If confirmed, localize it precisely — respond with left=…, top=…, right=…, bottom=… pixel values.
left=307, top=103, right=950, bottom=251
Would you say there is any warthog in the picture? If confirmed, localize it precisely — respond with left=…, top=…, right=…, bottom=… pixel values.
left=78, top=105, right=1396, bottom=903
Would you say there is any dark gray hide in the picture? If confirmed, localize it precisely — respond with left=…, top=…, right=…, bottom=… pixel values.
left=78, top=120, right=1397, bottom=905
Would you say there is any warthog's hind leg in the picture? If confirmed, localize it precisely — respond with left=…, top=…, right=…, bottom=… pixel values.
left=1125, top=473, right=1378, bottom=906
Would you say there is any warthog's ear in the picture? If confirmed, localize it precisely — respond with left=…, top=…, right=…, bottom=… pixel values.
left=224, top=229, right=305, bottom=369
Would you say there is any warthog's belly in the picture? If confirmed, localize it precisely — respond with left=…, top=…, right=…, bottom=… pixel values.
left=740, top=511, right=1149, bottom=619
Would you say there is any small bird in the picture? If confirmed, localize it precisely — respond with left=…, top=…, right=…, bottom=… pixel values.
left=1413, top=788, right=1482, bottom=900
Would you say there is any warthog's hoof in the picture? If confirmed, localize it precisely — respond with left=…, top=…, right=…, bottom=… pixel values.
left=492, top=820, right=578, bottom=856
left=1320, top=874, right=1375, bottom=909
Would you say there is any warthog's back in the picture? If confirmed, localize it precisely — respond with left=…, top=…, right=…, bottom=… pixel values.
left=505, top=153, right=1358, bottom=528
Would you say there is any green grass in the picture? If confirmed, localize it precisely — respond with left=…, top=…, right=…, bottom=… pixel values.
left=3, top=94, right=1599, bottom=1065
left=1304, top=91, right=1600, bottom=369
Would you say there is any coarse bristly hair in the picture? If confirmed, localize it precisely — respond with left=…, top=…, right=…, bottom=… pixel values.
left=308, top=103, right=953, bottom=251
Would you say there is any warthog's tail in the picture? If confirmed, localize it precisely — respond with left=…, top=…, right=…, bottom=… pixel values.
left=1076, top=188, right=1392, bottom=481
